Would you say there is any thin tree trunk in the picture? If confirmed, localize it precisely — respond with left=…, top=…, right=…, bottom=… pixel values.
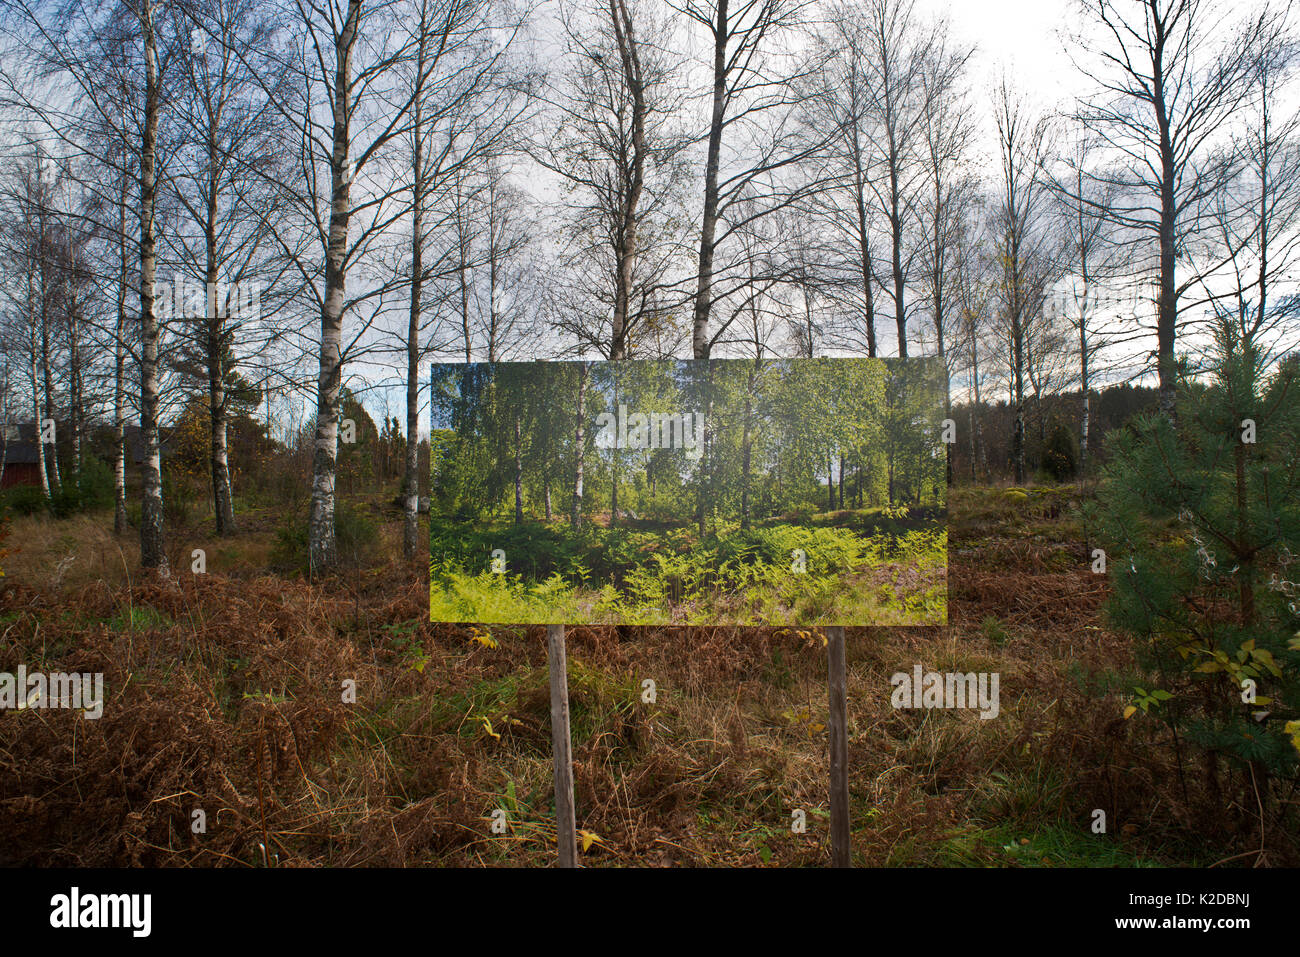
left=457, top=176, right=473, bottom=363
left=740, top=360, right=755, bottom=528
left=889, top=132, right=907, bottom=358
left=402, top=88, right=426, bottom=560
left=114, top=188, right=128, bottom=534
left=571, top=362, right=588, bottom=529
left=1156, top=88, right=1178, bottom=420
left=36, top=175, right=60, bottom=495
left=854, top=160, right=877, bottom=357
left=932, top=181, right=952, bottom=488
left=1010, top=230, right=1026, bottom=484
left=40, top=277, right=59, bottom=494
left=70, top=322, right=82, bottom=486
left=30, top=336, right=49, bottom=500
left=971, top=337, right=986, bottom=483
left=66, top=241, right=83, bottom=488
left=1079, top=311, right=1090, bottom=479
left=691, top=0, right=728, bottom=361
left=696, top=369, right=714, bottom=537
left=967, top=399, right=978, bottom=484
left=609, top=0, right=645, bottom=361
left=828, top=450, right=835, bottom=510
left=1256, top=90, right=1269, bottom=339
left=308, top=0, right=360, bottom=575
left=139, top=0, right=168, bottom=576
left=608, top=376, right=621, bottom=526
left=514, top=414, right=524, bottom=524
left=207, top=175, right=236, bottom=535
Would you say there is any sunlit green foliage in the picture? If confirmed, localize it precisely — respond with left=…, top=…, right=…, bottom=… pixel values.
left=430, top=507, right=946, bottom=625
left=429, top=358, right=946, bottom=624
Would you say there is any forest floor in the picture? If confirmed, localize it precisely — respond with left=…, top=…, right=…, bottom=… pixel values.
left=0, top=484, right=1285, bottom=866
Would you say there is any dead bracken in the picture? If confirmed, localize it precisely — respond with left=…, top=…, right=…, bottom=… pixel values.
left=1, top=486, right=1290, bottom=867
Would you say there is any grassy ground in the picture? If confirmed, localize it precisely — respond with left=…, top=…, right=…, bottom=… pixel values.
left=0, top=484, right=1286, bottom=866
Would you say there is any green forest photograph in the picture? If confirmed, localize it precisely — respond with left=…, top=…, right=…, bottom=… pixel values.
left=428, top=358, right=947, bottom=625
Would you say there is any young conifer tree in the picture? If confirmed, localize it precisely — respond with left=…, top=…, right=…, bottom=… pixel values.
left=1092, top=317, right=1300, bottom=823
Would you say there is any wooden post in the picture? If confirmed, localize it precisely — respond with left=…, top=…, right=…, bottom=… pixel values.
left=548, top=624, right=577, bottom=868
left=827, top=626, right=851, bottom=867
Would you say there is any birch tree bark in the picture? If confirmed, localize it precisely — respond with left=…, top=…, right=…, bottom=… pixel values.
left=402, top=87, right=425, bottom=559
left=571, top=361, right=588, bottom=529
left=307, top=0, right=361, bottom=575
left=138, top=0, right=168, bottom=576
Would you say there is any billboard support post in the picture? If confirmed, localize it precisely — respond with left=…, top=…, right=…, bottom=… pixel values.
left=548, top=624, right=578, bottom=868
left=827, top=625, right=851, bottom=867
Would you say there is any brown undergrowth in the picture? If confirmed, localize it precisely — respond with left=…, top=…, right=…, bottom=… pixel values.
left=0, top=486, right=1289, bottom=866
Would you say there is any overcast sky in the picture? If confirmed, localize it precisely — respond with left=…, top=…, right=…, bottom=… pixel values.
left=929, top=0, right=1080, bottom=101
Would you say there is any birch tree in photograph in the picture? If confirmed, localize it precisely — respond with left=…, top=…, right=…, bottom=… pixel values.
left=0, top=158, right=53, bottom=501
left=63, top=42, right=149, bottom=536
left=802, top=3, right=882, bottom=357
left=953, top=218, right=993, bottom=483
left=402, top=0, right=437, bottom=559
left=915, top=30, right=973, bottom=483
left=780, top=215, right=827, bottom=357
left=475, top=165, right=534, bottom=360
left=0, top=2, right=144, bottom=529
left=308, top=0, right=364, bottom=574
left=0, top=149, right=81, bottom=498
left=100, top=80, right=142, bottom=537
left=450, top=167, right=478, bottom=362
left=3, top=153, right=58, bottom=500
left=571, top=359, right=588, bottom=529
left=13, top=0, right=184, bottom=569
left=35, top=159, right=61, bottom=495
left=48, top=180, right=95, bottom=488
left=134, top=0, right=169, bottom=574
left=598, top=0, right=651, bottom=360
left=114, top=168, right=132, bottom=533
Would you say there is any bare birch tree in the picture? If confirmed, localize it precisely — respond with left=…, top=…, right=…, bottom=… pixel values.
left=670, top=0, right=820, bottom=359
left=1069, top=0, right=1261, bottom=417
left=993, top=81, right=1053, bottom=485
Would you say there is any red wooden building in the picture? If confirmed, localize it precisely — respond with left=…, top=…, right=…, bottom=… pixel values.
left=0, top=424, right=42, bottom=490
